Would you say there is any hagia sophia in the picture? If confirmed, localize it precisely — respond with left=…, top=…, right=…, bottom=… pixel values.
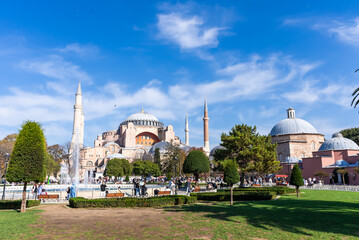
left=70, top=82, right=359, bottom=185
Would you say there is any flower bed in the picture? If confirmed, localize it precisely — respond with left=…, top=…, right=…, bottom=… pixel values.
left=0, top=200, right=41, bottom=209
left=69, top=195, right=196, bottom=208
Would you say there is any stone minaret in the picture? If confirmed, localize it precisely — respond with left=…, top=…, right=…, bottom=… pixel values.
left=71, top=81, right=84, bottom=149
left=185, top=113, right=189, bottom=146
left=203, top=98, right=210, bottom=156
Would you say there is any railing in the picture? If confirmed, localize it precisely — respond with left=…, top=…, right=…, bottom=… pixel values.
left=301, top=184, right=359, bottom=192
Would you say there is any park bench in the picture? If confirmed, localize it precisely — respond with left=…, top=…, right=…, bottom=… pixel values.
left=106, top=193, right=124, bottom=198
left=38, top=194, right=59, bottom=203
left=157, top=191, right=171, bottom=195
left=193, top=187, right=201, bottom=193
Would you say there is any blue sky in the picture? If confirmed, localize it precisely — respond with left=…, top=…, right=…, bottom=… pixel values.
left=0, top=1, right=359, bottom=148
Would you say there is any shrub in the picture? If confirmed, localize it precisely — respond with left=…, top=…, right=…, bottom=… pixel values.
left=69, top=195, right=196, bottom=208
left=0, top=200, right=41, bottom=209
left=191, top=191, right=275, bottom=201
left=219, top=186, right=296, bottom=195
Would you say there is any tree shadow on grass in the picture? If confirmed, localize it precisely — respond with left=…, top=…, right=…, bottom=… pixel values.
left=166, top=198, right=359, bottom=237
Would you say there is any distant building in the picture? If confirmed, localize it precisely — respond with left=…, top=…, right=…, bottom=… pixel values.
left=69, top=83, right=211, bottom=179
left=270, top=108, right=324, bottom=174
left=302, top=133, right=359, bottom=184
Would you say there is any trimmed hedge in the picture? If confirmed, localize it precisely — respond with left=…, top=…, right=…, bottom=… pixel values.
left=191, top=191, right=275, bottom=201
left=0, top=200, right=41, bottom=209
left=69, top=195, right=197, bottom=208
left=219, top=186, right=296, bottom=195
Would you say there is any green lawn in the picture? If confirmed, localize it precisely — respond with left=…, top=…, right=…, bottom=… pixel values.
left=0, top=209, right=42, bottom=240
left=1, top=190, right=359, bottom=239
left=163, top=189, right=359, bottom=239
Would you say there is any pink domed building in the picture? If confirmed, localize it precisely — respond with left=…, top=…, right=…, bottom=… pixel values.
left=302, top=133, right=359, bottom=185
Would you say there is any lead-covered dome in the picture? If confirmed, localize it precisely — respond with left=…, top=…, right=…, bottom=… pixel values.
left=318, top=132, right=359, bottom=151
left=270, top=108, right=318, bottom=136
left=120, top=108, right=163, bottom=127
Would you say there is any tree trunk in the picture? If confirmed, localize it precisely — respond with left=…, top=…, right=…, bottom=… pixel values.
left=342, top=175, right=345, bottom=185
left=230, top=185, right=233, bottom=205
left=296, top=186, right=299, bottom=197
left=240, top=172, right=245, bottom=188
left=21, top=182, right=27, bottom=213
left=195, top=174, right=199, bottom=187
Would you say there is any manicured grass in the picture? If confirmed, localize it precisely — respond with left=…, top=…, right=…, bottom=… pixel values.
left=0, top=209, right=42, bottom=239
left=2, top=190, right=359, bottom=239
left=164, top=189, right=359, bottom=239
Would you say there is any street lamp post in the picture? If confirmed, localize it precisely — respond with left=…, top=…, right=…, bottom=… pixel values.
left=1, top=153, right=10, bottom=200
left=174, top=157, right=178, bottom=195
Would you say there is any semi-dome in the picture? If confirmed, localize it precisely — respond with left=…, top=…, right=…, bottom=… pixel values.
left=210, top=146, right=226, bottom=156
left=120, top=108, right=163, bottom=127
left=318, top=132, right=359, bottom=151
left=149, top=141, right=170, bottom=154
left=270, top=108, right=318, bottom=136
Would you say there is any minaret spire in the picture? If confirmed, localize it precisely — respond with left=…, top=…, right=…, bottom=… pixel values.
left=185, top=113, right=189, bottom=146
left=203, top=97, right=210, bottom=156
left=71, top=80, right=84, bottom=149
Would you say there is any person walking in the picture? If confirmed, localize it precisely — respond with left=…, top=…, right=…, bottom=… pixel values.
left=32, top=183, right=38, bottom=200
left=135, top=181, right=140, bottom=197
left=100, top=181, right=107, bottom=197
left=66, top=187, right=71, bottom=200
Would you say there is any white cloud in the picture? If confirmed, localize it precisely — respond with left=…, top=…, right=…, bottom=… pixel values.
left=56, top=43, right=99, bottom=57
left=18, top=55, right=91, bottom=82
left=327, top=18, right=359, bottom=46
left=282, top=81, right=353, bottom=108
left=157, top=13, right=222, bottom=49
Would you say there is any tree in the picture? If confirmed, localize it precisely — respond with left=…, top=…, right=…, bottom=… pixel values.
left=0, top=133, right=17, bottom=177
left=163, top=141, right=185, bottom=177
left=290, top=164, right=304, bottom=197
left=252, top=135, right=281, bottom=177
left=340, top=128, right=359, bottom=146
left=104, top=158, right=124, bottom=180
left=6, top=121, right=47, bottom=213
left=314, top=170, right=329, bottom=182
left=154, top=148, right=161, bottom=172
left=46, top=153, right=60, bottom=180
left=183, top=150, right=210, bottom=185
left=47, top=144, right=66, bottom=163
left=133, top=160, right=160, bottom=181
left=337, top=168, right=348, bottom=185
left=223, top=160, right=240, bottom=205
left=119, top=158, right=132, bottom=180
left=214, top=124, right=279, bottom=187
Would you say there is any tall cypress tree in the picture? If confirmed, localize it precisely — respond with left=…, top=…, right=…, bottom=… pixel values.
left=6, top=121, right=47, bottom=212
left=290, top=164, right=304, bottom=197
left=154, top=148, right=161, bottom=172
left=223, top=160, right=240, bottom=205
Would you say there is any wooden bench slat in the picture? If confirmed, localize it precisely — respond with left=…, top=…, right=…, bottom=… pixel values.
left=106, top=193, right=124, bottom=198
left=157, top=191, right=171, bottom=195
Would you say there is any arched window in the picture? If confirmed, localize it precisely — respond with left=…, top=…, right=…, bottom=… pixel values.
left=86, top=161, right=93, bottom=166
left=312, top=142, right=316, bottom=150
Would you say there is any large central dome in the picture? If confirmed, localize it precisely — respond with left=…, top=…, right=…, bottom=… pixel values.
left=270, top=108, right=318, bottom=136
left=120, top=108, right=163, bottom=127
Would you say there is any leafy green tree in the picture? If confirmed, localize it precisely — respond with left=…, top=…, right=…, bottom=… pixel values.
left=340, top=128, right=359, bottom=146
left=0, top=133, right=17, bottom=177
left=214, top=124, right=279, bottom=187
left=183, top=150, right=210, bottom=185
left=252, top=135, right=281, bottom=177
left=105, top=158, right=124, bottom=180
left=46, top=153, right=60, bottom=179
left=163, top=141, right=185, bottom=177
left=223, top=160, right=240, bottom=205
left=154, top=148, right=161, bottom=171
left=290, top=164, right=304, bottom=197
left=6, top=121, right=47, bottom=213
left=133, top=160, right=160, bottom=181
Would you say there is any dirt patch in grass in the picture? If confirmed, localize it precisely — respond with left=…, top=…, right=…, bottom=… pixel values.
left=32, top=204, right=212, bottom=240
